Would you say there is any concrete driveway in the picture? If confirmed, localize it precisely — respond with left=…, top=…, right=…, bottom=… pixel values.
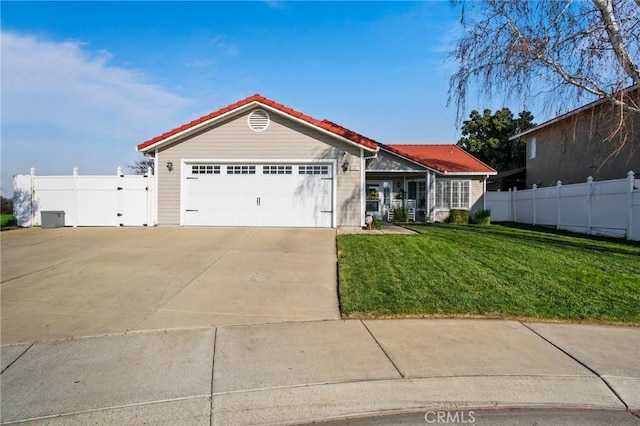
left=0, top=227, right=339, bottom=344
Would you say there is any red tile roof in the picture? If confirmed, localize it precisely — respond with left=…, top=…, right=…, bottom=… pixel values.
left=383, top=144, right=496, bottom=174
left=136, top=94, right=495, bottom=175
left=137, top=94, right=380, bottom=152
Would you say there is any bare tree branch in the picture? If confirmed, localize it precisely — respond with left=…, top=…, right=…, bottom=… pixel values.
left=449, top=0, right=639, bottom=119
left=593, top=0, right=640, bottom=86
left=448, top=0, right=639, bottom=167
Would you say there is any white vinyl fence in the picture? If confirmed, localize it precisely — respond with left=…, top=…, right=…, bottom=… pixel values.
left=13, top=167, right=156, bottom=227
left=485, top=171, right=640, bottom=241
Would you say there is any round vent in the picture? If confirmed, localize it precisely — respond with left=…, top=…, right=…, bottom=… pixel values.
left=248, top=109, right=270, bottom=132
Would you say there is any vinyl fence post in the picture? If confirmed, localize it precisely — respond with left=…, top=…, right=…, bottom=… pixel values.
left=513, top=187, right=518, bottom=223
left=147, top=166, right=153, bottom=226
left=508, top=188, right=512, bottom=222
left=556, top=180, right=562, bottom=230
left=117, top=167, right=123, bottom=227
left=532, top=184, right=537, bottom=226
left=628, top=170, right=635, bottom=241
left=30, top=167, right=36, bottom=227
left=586, top=176, right=593, bottom=236
left=73, top=167, right=79, bottom=227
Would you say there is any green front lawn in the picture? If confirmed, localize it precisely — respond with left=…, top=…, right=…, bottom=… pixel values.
left=337, top=223, right=640, bottom=323
left=1, top=214, right=16, bottom=227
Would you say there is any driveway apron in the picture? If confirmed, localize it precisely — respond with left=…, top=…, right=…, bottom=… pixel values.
left=0, top=227, right=339, bottom=344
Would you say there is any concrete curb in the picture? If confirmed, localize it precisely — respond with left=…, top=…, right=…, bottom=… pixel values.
left=1, top=320, right=638, bottom=425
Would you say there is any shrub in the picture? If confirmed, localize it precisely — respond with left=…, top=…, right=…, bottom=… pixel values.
left=371, top=216, right=383, bottom=230
left=446, top=209, right=470, bottom=224
left=394, top=206, right=409, bottom=223
left=1, top=214, right=17, bottom=227
left=470, top=209, right=491, bottom=225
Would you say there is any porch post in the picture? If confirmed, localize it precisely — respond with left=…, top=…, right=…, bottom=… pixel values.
left=425, top=172, right=430, bottom=223
left=360, top=149, right=365, bottom=227
left=403, top=176, right=407, bottom=205
left=431, top=172, right=436, bottom=222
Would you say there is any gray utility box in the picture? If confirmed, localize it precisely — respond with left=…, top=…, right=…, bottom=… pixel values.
left=41, top=211, right=65, bottom=228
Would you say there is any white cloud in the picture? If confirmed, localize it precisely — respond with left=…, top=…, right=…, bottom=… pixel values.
left=1, top=31, right=188, bottom=138
left=1, top=31, right=191, bottom=195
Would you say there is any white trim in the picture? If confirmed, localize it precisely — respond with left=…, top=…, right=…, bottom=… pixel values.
left=425, top=171, right=430, bottom=221
left=180, top=158, right=338, bottom=228
left=441, top=171, right=498, bottom=176
left=153, top=149, right=159, bottom=226
left=430, top=173, right=438, bottom=223
left=483, top=176, right=487, bottom=210
left=179, top=157, right=185, bottom=226
left=139, top=100, right=378, bottom=154
left=367, top=170, right=429, bottom=174
left=332, top=161, right=338, bottom=229
left=181, top=158, right=337, bottom=165
left=360, top=149, right=365, bottom=227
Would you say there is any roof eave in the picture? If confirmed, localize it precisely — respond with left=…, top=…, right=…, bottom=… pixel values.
left=137, top=102, right=256, bottom=152
left=510, top=84, right=639, bottom=140
left=258, top=103, right=378, bottom=153
left=379, top=146, right=496, bottom=175
left=138, top=100, right=378, bottom=153
left=378, top=146, right=439, bottom=173
left=441, top=171, right=498, bottom=176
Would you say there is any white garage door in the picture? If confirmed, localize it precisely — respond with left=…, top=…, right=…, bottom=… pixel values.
left=183, top=163, right=333, bottom=227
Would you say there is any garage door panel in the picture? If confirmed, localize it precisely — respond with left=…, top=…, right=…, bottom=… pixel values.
left=183, top=163, right=333, bottom=228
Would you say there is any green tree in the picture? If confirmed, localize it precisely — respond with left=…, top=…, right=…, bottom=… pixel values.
left=457, top=108, right=535, bottom=171
left=1, top=196, right=13, bottom=214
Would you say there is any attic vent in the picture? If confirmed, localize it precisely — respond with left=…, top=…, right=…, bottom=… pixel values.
left=248, top=109, right=270, bottom=132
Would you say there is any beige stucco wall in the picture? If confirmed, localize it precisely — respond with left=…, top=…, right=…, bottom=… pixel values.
left=526, top=95, right=640, bottom=188
left=155, top=109, right=365, bottom=226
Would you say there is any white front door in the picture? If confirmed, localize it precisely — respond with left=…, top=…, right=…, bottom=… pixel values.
left=183, top=163, right=333, bottom=227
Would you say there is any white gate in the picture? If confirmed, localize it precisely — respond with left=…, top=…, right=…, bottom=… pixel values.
left=13, top=167, right=156, bottom=227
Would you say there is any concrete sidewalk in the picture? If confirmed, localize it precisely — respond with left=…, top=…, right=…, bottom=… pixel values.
left=1, top=319, right=638, bottom=425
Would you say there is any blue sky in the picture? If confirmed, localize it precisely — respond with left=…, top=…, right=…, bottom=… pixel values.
left=2, top=1, right=522, bottom=196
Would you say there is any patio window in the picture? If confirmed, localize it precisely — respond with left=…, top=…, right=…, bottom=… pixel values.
left=436, top=180, right=470, bottom=209
left=408, top=181, right=426, bottom=208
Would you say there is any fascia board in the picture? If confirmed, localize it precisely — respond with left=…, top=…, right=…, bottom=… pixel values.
left=138, top=101, right=379, bottom=154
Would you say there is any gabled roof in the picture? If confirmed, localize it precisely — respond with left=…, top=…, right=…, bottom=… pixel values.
left=137, top=94, right=379, bottom=152
left=382, top=144, right=496, bottom=175
left=137, top=95, right=495, bottom=175
left=510, top=84, right=639, bottom=140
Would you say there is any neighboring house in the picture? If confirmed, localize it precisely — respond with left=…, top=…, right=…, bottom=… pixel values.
left=136, top=95, right=496, bottom=228
left=486, top=167, right=526, bottom=191
left=511, top=86, right=640, bottom=188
